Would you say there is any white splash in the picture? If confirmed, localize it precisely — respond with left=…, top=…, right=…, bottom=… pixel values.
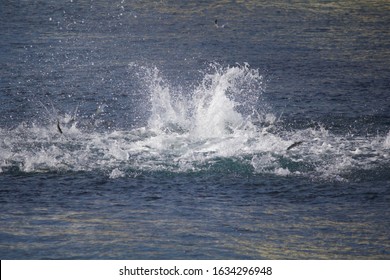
left=384, top=131, right=390, bottom=149
left=1, top=63, right=389, bottom=181
left=144, top=63, right=265, bottom=140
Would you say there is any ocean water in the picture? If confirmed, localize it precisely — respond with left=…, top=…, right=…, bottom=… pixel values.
left=0, top=0, right=389, bottom=259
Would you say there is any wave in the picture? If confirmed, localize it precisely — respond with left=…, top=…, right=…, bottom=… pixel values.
left=1, top=63, right=389, bottom=181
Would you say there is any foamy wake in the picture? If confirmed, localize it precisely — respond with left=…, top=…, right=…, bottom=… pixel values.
left=0, top=63, right=389, bottom=181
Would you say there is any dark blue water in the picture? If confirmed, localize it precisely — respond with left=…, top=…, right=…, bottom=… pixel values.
left=1, top=0, right=389, bottom=259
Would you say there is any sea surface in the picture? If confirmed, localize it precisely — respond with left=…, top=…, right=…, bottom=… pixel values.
left=1, top=0, right=389, bottom=259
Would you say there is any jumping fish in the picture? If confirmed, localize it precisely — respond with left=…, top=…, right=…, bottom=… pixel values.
left=57, top=120, right=63, bottom=134
left=287, top=141, right=303, bottom=151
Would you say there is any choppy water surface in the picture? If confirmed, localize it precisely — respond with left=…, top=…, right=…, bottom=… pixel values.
left=1, top=1, right=389, bottom=259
